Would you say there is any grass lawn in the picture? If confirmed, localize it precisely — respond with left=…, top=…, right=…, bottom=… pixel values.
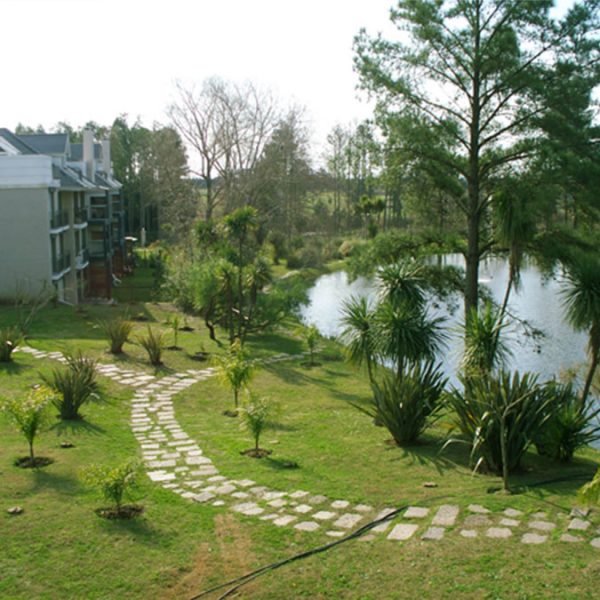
left=1, top=299, right=600, bottom=599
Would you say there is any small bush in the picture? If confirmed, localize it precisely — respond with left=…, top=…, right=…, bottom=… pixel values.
left=534, top=382, right=600, bottom=461
left=354, top=362, right=447, bottom=446
left=42, top=351, right=99, bottom=420
left=101, top=317, right=133, bottom=354
left=213, top=340, right=255, bottom=411
left=338, top=239, right=360, bottom=258
left=240, top=392, right=272, bottom=456
left=138, top=326, right=165, bottom=366
left=0, top=326, right=21, bottom=362
left=81, top=459, right=141, bottom=517
left=2, top=385, right=54, bottom=465
left=167, top=314, right=182, bottom=348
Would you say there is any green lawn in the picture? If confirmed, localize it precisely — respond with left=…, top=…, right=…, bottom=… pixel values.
left=1, top=301, right=600, bottom=599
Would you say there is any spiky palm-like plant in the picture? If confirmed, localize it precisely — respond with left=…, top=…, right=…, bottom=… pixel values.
left=376, top=261, right=426, bottom=310
left=339, top=296, right=377, bottom=383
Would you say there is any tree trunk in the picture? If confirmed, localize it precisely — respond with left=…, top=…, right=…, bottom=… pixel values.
left=234, top=387, right=239, bottom=408
left=29, top=440, right=34, bottom=462
left=581, top=347, right=599, bottom=406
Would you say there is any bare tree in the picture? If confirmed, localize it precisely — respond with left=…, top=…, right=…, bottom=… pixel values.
left=169, top=77, right=280, bottom=220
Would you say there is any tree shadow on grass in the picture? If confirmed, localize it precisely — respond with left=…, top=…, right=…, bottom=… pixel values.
left=29, top=467, right=82, bottom=495
left=94, top=512, right=169, bottom=544
left=267, top=420, right=298, bottom=433
left=262, top=456, right=301, bottom=471
left=0, top=361, right=29, bottom=376
left=49, top=417, right=105, bottom=437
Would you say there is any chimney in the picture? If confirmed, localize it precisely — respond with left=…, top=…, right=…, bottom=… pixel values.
left=101, top=139, right=111, bottom=176
left=82, top=129, right=94, bottom=180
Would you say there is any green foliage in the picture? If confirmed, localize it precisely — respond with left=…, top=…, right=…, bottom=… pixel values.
left=81, top=459, right=141, bottom=512
left=578, top=468, right=600, bottom=507
left=101, top=317, right=133, bottom=354
left=138, top=326, right=165, bottom=366
left=339, top=296, right=377, bottom=382
left=298, top=325, right=320, bottom=366
left=534, top=381, right=600, bottom=462
left=240, top=392, right=272, bottom=452
left=2, top=385, right=54, bottom=460
left=41, top=351, right=99, bottom=420
left=213, top=341, right=255, bottom=409
left=354, top=362, right=447, bottom=446
left=167, top=314, right=182, bottom=348
left=447, top=372, right=551, bottom=476
left=0, top=326, right=21, bottom=362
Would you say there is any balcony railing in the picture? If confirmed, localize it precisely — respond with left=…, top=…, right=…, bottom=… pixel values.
left=74, top=207, right=89, bottom=224
left=50, top=211, right=69, bottom=230
left=76, top=248, right=90, bottom=269
left=89, top=239, right=108, bottom=258
left=52, top=252, right=71, bottom=274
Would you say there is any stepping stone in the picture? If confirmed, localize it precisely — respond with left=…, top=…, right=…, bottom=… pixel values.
left=232, top=492, right=250, bottom=499
left=192, top=492, right=214, bottom=503
left=499, top=518, right=520, bottom=528
left=560, top=534, right=583, bottom=543
left=331, top=500, right=350, bottom=509
left=326, top=531, right=345, bottom=538
left=432, top=505, right=459, bottom=527
left=260, top=513, right=279, bottom=521
left=387, top=524, right=418, bottom=541
left=355, top=504, right=373, bottom=513
left=464, top=515, right=492, bottom=527
left=591, top=538, right=600, bottom=549
left=372, top=508, right=396, bottom=533
left=486, top=527, right=512, bottom=539
left=268, top=499, right=288, bottom=508
left=568, top=518, right=590, bottom=531
left=468, top=504, right=490, bottom=514
left=215, top=484, right=236, bottom=495
left=422, top=527, right=445, bottom=541
left=313, top=511, right=337, bottom=521
left=235, top=479, right=255, bottom=488
left=263, top=491, right=286, bottom=501
left=208, top=475, right=226, bottom=482
left=249, top=486, right=269, bottom=496
left=295, top=521, right=320, bottom=532
left=404, top=506, right=429, bottom=519
left=308, top=495, right=328, bottom=505
left=147, top=471, right=176, bottom=482
left=232, top=502, right=264, bottom=516
left=333, top=513, right=363, bottom=529
left=273, top=515, right=297, bottom=527
left=521, top=533, right=547, bottom=544
left=294, top=504, right=313, bottom=514
left=528, top=521, right=556, bottom=532
left=289, top=490, right=310, bottom=499
left=460, top=529, right=477, bottom=538
left=212, top=500, right=226, bottom=507
left=531, top=512, right=547, bottom=519
left=570, top=507, right=590, bottom=518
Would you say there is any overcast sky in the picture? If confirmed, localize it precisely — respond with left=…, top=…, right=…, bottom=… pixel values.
left=2, top=0, right=575, bottom=161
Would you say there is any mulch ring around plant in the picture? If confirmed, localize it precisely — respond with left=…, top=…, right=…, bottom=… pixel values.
left=167, top=345, right=182, bottom=351
left=190, top=352, right=210, bottom=362
left=179, top=326, right=194, bottom=332
left=14, top=456, right=54, bottom=468
left=240, top=448, right=272, bottom=458
left=222, top=409, right=239, bottom=418
left=95, top=504, right=144, bottom=520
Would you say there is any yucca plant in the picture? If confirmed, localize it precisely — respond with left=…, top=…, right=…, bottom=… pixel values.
left=339, top=296, right=377, bottom=383
left=42, top=351, right=99, bottom=420
left=101, top=317, right=133, bottom=354
left=240, top=392, right=272, bottom=456
left=138, top=326, right=165, bottom=366
left=534, top=381, right=600, bottom=462
left=0, top=326, right=21, bottom=362
left=446, top=371, right=552, bottom=491
left=213, top=340, right=254, bottom=414
left=353, top=361, right=447, bottom=446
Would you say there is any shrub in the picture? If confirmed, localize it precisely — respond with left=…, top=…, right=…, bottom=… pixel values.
left=42, top=351, right=99, bottom=420
left=81, top=459, right=141, bottom=516
left=338, top=239, right=360, bottom=258
left=579, top=468, right=600, bottom=507
left=138, top=326, right=165, bottom=366
left=101, top=317, right=133, bottom=354
left=354, top=361, right=447, bottom=446
left=446, top=371, right=552, bottom=482
left=297, top=325, right=320, bottom=366
left=2, top=385, right=54, bottom=465
left=167, top=314, right=182, bottom=348
left=0, top=326, right=21, bottom=362
left=240, top=393, right=272, bottom=455
left=534, top=382, right=600, bottom=461
left=213, top=340, right=254, bottom=412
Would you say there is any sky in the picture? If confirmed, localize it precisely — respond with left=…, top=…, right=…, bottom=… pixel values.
left=1, top=0, right=576, bottom=162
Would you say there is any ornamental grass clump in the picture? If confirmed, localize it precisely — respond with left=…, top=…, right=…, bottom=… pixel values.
left=240, top=392, right=273, bottom=457
left=3, top=385, right=55, bottom=467
left=354, top=361, right=447, bottom=446
left=0, top=326, right=21, bottom=362
left=80, top=459, right=142, bottom=519
left=138, top=326, right=165, bottom=366
left=42, top=351, right=99, bottom=420
left=101, top=317, right=133, bottom=354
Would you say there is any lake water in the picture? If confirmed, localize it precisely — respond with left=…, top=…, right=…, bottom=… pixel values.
left=299, top=255, right=590, bottom=387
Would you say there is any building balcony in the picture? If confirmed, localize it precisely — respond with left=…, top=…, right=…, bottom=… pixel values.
left=50, top=210, right=69, bottom=232
left=52, top=252, right=71, bottom=276
left=74, top=207, right=89, bottom=226
left=76, top=248, right=90, bottom=269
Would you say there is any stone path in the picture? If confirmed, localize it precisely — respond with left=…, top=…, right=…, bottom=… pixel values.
left=15, top=345, right=600, bottom=549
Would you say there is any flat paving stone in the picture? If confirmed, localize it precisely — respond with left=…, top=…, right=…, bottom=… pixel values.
left=193, top=492, right=215, bottom=503
left=232, top=491, right=250, bottom=499
left=333, top=513, right=363, bottom=529
left=215, top=484, right=236, bottom=495
left=308, top=495, right=328, bottom=505
left=387, top=523, right=418, bottom=541
left=460, top=529, right=478, bottom=538
left=568, top=518, right=590, bottom=531
left=313, top=511, right=337, bottom=521
left=295, top=521, right=320, bottom=532
left=432, top=505, right=459, bottom=527
left=263, top=491, right=286, bottom=501
left=464, top=515, right=492, bottom=527
left=372, top=508, right=396, bottom=533
left=147, top=471, right=176, bottom=482
left=528, top=521, right=556, bottom=532
left=468, top=504, right=490, bottom=514
left=404, top=506, right=429, bottom=519
left=521, top=533, right=547, bottom=544
left=486, top=527, right=512, bottom=539
left=499, top=518, right=520, bottom=528
left=294, top=504, right=313, bottom=514
left=289, top=490, right=310, bottom=499
left=260, top=513, right=279, bottom=521
left=273, top=515, right=297, bottom=527
left=232, top=502, right=264, bottom=516
left=268, top=499, right=288, bottom=508
left=331, top=500, right=350, bottom=509
left=531, top=512, right=547, bottom=519
left=570, top=507, right=590, bottom=518
left=326, top=531, right=345, bottom=538
left=354, top=504, right=373, bottom=513
left=560, top=534, right=583, bottom=543
left=422, top=527, right=445, bottom=541
left=591, top=538, right=600, bottom=549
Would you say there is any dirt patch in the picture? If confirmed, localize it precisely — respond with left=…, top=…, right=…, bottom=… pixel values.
left=94, top=504, right=144, bottom=520
left=163, top=513, right=257, bottom=599
left=14, top=456, right=54, bottom=468
left=240, top=448, right=272, bottom=458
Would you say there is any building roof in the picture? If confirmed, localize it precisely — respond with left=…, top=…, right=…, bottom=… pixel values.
left=19, top=133, right=69, bottom=156
left=95, top=172, right=120, bottom=191
left=69, top=142, right=102, bottom=161
left=0, top=128, right=38, bottom=154
left=52, top=165, right=101, bottom=191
